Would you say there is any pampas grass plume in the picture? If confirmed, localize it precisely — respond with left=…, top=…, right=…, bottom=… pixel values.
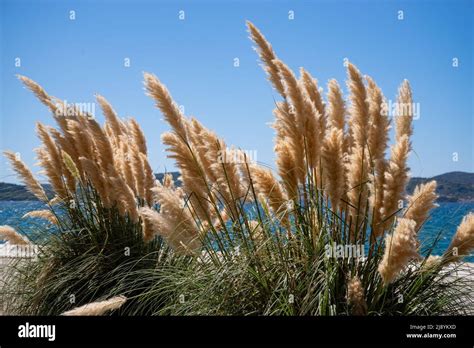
left=4, top=150, right=48, bottom=201
left=23, top=210, right=58, bottom=224
left=61, top=296, right=127, bottom=316
left=346, top=276, right=367, bottom=315
left=246, top=21, right=285, bottom=96
left=0, top=225, right=31, bottom=245
left=405, top=180, right=438, bottom=231
left=378, top=218, right=419, bottom=284
left=445, top=213, right=474, bottom=261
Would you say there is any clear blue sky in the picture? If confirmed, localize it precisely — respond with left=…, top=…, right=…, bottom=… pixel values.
left=1, top=0, right=472, bottom=184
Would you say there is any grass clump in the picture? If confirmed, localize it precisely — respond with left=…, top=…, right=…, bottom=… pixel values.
left=1, top=21, right=473, bottom=316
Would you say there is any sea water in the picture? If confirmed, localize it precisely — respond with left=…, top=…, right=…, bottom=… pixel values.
left=0, top=200, right=473, bottom=260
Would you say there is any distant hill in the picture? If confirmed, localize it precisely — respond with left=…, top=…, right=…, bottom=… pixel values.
left=0, top=182, right=54, bottom=201
left=0, top=171, right=472, bottom=202
left=0, top=173, right=181, bottom=201
left=406, top=172, right=474, bottom=202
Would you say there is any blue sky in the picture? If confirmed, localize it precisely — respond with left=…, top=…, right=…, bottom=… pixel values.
left=1, top=0, right=472, bottom=184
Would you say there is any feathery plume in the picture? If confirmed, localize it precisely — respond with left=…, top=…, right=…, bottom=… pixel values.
left=187, top=118, right=219, bottom=184
left=35, top=147, right=67, bottom=199
left=130, top=143, right=146, bottom=199
left=62, top=150, right=80, bottom=180
left=404, top=181, right=438, bottom=231
left=144, top=72, right=188, bottom=141
left=274, top=59, right=321, bottom=172
left=96, top=95, right=123, bottom=141
left=186, top=117, right=244, bottom=213
left=366, top=77, right=390, bottom=165
left=48, top=127, right=83, bottom=178
left=141, top=216, right=155, bottom=242
left=17, top=75, right=59, bottom=114
left=380, top=135, right=410, bottom=231
left=36, top=123, right=63, bottom=173
left=300, top=68, right=325, bottom=117
left=245, top=165, right=289, bottom=226
left=4, top=151, right=48, bottom=201
left=161, top=132, right=212, bottom=222
left=423, top=255, right=442, bottom=270
left=61, top=296, right=127, bottom=316
left=246, top=21, right=285, bottom=96
left=347, top=63, right=370, bottom=150
left=346, top=276, right=367, bottom=315
left=23, top=210, right=58, bottom=224
left=49, top=196, right=63, bottom=206
left=68, top=120, right=95, bottom=162
left=346, top=145, right=370, bottom=234
left=395, top=80, right=413, bottom=142
left=378, top=218, right=419, bottom=284
left=272, top=101, right=298, bottom=140
left=272, top=102, right=305, bottom=186
left=117, top=140, right=137, bottom=196
left=248, top=220, right=266, bottom=248
left=274, top=141, right=298, bottom=201
left=109, top=176, right=139, bottom=223
left=140, top=153, right=156, bottom=206
left=300, top=68, right=326, bottom=138
left=209, top=146, right=245, bottom=213
left=0, top=225, right=31, bottom=245
left=140, top=187, right=201, bottom=255
left=162, top=173, right=176, bottom=189
left=327, top=79, right=346, bottom=132
left=445, top=213, right=474, bottom=261
left=273, top=60, right=318, bottom=133
left=79, top=157, right=111, bottom=207
left=86, top=118, right=115, bottom=175
left=129, top=118, right=148, bottom=155
left=322, top=127, right=345, bottom=210
left=365, top=77, right=390, bottom=237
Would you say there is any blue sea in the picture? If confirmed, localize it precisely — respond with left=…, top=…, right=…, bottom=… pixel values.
left=0, top=200, right=473, bottom=260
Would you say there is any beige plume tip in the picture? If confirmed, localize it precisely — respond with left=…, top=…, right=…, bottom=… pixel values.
left=347, top=62, right=363, bottom=80
left=445, top=212, right=474, bottom=261
left=61, top=295, right=127, bottom=316
left=0, top=225, right=31, bottom=245
left=143, top=71, right=156, bottom=85
left=16, top=74, right=28, bottom=82
left=16, top=74, right=40, bottom=92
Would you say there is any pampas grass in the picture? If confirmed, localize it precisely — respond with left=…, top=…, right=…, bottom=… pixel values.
left=61, top=296, right=127, bottom=316
left=4, top=151, right=48, bottom=201
left=327, top=79, right=346, bottom=133
left=23, top=210, right=58, bottom=224
left=246, top=20, right=285, bottom=96
left=0, top=226, right=31, bottom=245
left=321, top=127, right=345, bottom=210
left=378, top=218, right=419, bottom=284
left=144, top=73, right=188, bottom=141
left=4, top=21, right=473, bottom=317
left=3, top=75, right=178, bottom=315
left=244, top=164, right=289, bottom=226
left=346, top=276, right=367, bottom=315
left=445, top=213, right=474, bottom=261
left=405, top=180, right=438, bottom=231
left=133, top=21, right=472, bottom=315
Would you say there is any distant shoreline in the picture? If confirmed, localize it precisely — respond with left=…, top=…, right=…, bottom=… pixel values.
left=1, top=171, right=472, bottom=202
